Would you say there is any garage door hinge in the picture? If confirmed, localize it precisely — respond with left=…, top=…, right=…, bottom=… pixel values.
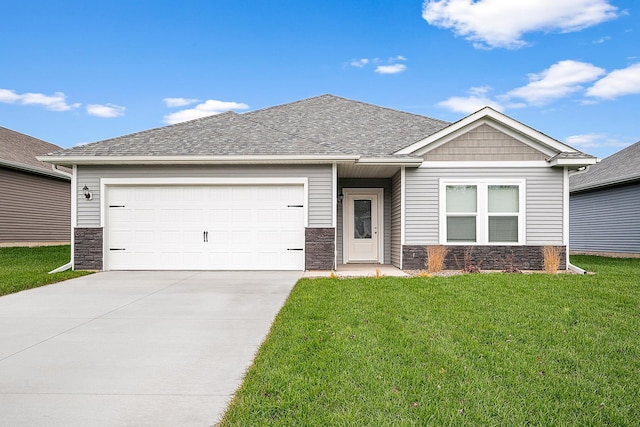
left=287, top=204, right=303, bottom=208
left=287, top=248, right=304, bottom=251
left=109, top=205, right=126, bottom=208
left=110, top=248, right=126, bottom=251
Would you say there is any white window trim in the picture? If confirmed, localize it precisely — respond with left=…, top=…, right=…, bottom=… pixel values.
left=439, top=179, right=526, bottom=245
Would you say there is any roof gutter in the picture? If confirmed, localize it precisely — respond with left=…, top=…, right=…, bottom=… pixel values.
left=547, top=157, right=598, bottom=168
left=37, top=154, right=361, bottom=166
left=0, top=159, right=71, bottom=180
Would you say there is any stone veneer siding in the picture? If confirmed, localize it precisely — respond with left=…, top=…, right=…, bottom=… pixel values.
left=305, top=227, right=335, bottom=270
left=74, top=227, right=103, bottom=270
left=402, top=245, right=566, bottom=271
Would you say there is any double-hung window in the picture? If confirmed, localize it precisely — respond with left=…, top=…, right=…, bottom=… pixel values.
left=441, top=180, right=524, bottom=245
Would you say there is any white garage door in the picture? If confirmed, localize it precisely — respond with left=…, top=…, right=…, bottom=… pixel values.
left=106, top=184, right=305, bottom=270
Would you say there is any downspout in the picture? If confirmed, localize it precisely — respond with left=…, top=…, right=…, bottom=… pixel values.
left=48, top=164, right=76, bottom=274
left=566, top=166, right=589, bottom=274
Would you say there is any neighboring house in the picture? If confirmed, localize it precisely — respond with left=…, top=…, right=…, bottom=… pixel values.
left=570, top=140, right=640, bottom=255
left=39, top=95, right=596, bottom=271
left=0, top=127, right=71, bottom=246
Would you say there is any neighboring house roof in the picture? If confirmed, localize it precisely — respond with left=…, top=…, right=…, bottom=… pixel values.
left=39, top=94, right=594, bottom=168
left=0, top=126, right=70, bottom=178
left=570, top=140, right=640, bottom=192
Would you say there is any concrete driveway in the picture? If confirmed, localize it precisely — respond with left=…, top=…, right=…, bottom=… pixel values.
left=0, top=271, right=300, bottom=426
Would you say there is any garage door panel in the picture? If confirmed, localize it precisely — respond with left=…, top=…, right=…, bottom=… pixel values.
left=106, top=184, right=305, bottom=270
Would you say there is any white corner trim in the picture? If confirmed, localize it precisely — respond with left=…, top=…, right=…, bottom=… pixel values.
left=563, top=168, right=570, bottom=246
left=71, top=165, right=77, bottom=270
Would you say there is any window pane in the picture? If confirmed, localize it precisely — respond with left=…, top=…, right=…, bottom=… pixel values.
left=489, top=185, right=519, bottom=213
left=353, top=199, right=372, bottom=239
left=447, top=216, right=476, bottom=242
left=489, top=216, right=518, bottom=242
left=446, top=185, right=477, bottom=213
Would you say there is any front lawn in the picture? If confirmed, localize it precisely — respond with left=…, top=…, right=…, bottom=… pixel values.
left=219, top=256, right=640, bottom=426
left=0, top=245, right=91, bottom=296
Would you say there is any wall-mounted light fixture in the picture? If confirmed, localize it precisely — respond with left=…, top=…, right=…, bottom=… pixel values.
left=82, top=185, right=93, bottom=200
left=337, top=193, right=344, bottom=203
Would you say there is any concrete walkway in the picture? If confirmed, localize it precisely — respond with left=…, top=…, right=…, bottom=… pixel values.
left=303, top=263, right=408, bottom=278
left=0, top=271, right=300, bottom=427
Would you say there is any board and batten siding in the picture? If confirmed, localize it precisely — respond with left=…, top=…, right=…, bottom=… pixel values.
left=570, top=183, right=640, bottom=253
left=390, top=171, right=401, bottom=267
left=0, top=167, right=70, bottom=243
left=404, top=167, right=565, bottom=245
left=75, top=164, right=333, bottom=228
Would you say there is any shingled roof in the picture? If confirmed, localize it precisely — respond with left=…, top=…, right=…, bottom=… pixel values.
left=44, top=95, right=450, bottom=159
left=570, top=140, right=640, bottom=192
left=0, top=126, right=69, bottom=177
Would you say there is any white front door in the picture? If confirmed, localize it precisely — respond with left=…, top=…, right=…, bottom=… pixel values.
left=344, top=190, right=382, bottom=263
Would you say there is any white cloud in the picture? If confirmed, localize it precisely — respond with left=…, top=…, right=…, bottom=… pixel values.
left=438, top=86, right=504, bottom=114
left=422, top=0, right=618, bottom=49
left=349, top=58, right=369, bottom=68
left=349, top=56, right=407, bottom=73
left=164, top=99, right=249, bottom=124
left=375, top=64, right=407, bottom=74
left=565, top=133, right=632, bottom=149
left=0, top=88, right=80, bottom=111
left=86, top=103, right=126, bottom=118
left=163, top=97, right=199, bottom=107
left=502, top=60, right=605, bottom=105
left=586, top=63, right=640, bottom=99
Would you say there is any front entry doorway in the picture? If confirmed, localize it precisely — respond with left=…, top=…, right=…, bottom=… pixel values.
left=343, top=189, right=383, bottom=264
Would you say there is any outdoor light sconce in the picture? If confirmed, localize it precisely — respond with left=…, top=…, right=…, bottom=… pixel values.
left=337, top=193, right=344, bottom=203
left=83, top=185, right=93, bottom=200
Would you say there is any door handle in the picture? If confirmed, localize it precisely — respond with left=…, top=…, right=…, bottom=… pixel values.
left=203, top=231, right=209, bottom=243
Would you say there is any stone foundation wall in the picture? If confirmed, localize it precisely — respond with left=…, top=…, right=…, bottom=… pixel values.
left=402, top=245, right=566, bottom=271
left=305, top=228, right=335, bottom=270
left=74, top=228, right=103, bottom=270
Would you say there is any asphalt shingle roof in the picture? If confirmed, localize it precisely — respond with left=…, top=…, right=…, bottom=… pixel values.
left=0, top=126, right=66, bottom=171
left=45, top=95, right=451, bottom=158
left=570, top=140, right=640, bottom=192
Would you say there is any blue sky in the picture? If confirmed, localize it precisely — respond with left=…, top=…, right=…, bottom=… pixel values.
left=1, top=0, right=638, bottom=159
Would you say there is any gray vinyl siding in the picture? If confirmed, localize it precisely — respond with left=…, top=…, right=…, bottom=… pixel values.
left=0, top=167, right=70, bottom=243
left=337, top=178, right=391, bottom=264
left=570, top=183, right=640, bottom=253
left=404, top=167, right=565, bottom=245
left=75, top=164, right=333, bottom=228
left=391, top=171, right=401, bottom=267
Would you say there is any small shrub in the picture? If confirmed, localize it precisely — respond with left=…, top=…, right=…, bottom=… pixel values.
left=329, top=270, right=339, bottom=279
left=373, top=268, right=383, bottom=278
left=462, top=264, right=481, bottom=274
left=502, top=267, right=522, bottom=274
left=543, top=246, right=562, bottom=274
left=426, top=245, right=448, bottom=273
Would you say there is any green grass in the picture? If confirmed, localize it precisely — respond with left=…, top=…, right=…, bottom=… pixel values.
left=0, top=245, right=91, bottom=296
left=219, top=256, right=640, bottom=426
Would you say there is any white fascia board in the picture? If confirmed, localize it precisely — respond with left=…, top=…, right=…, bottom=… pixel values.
left=420, top=160, right=550, bottom=168
left=548, top=157, right=598, bottom=167
left=356, top=157, right=423, bottom=166
left=395, top=107, right=579, bottom=156
left=37, top=155, right=359, bottom=166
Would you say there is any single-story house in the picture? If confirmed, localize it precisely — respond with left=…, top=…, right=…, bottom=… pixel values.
left=0, top=126, right=71, bottom=246
left=39, top=95, right=596, bottom=271
left=570, top=140, right=640, bottom=256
